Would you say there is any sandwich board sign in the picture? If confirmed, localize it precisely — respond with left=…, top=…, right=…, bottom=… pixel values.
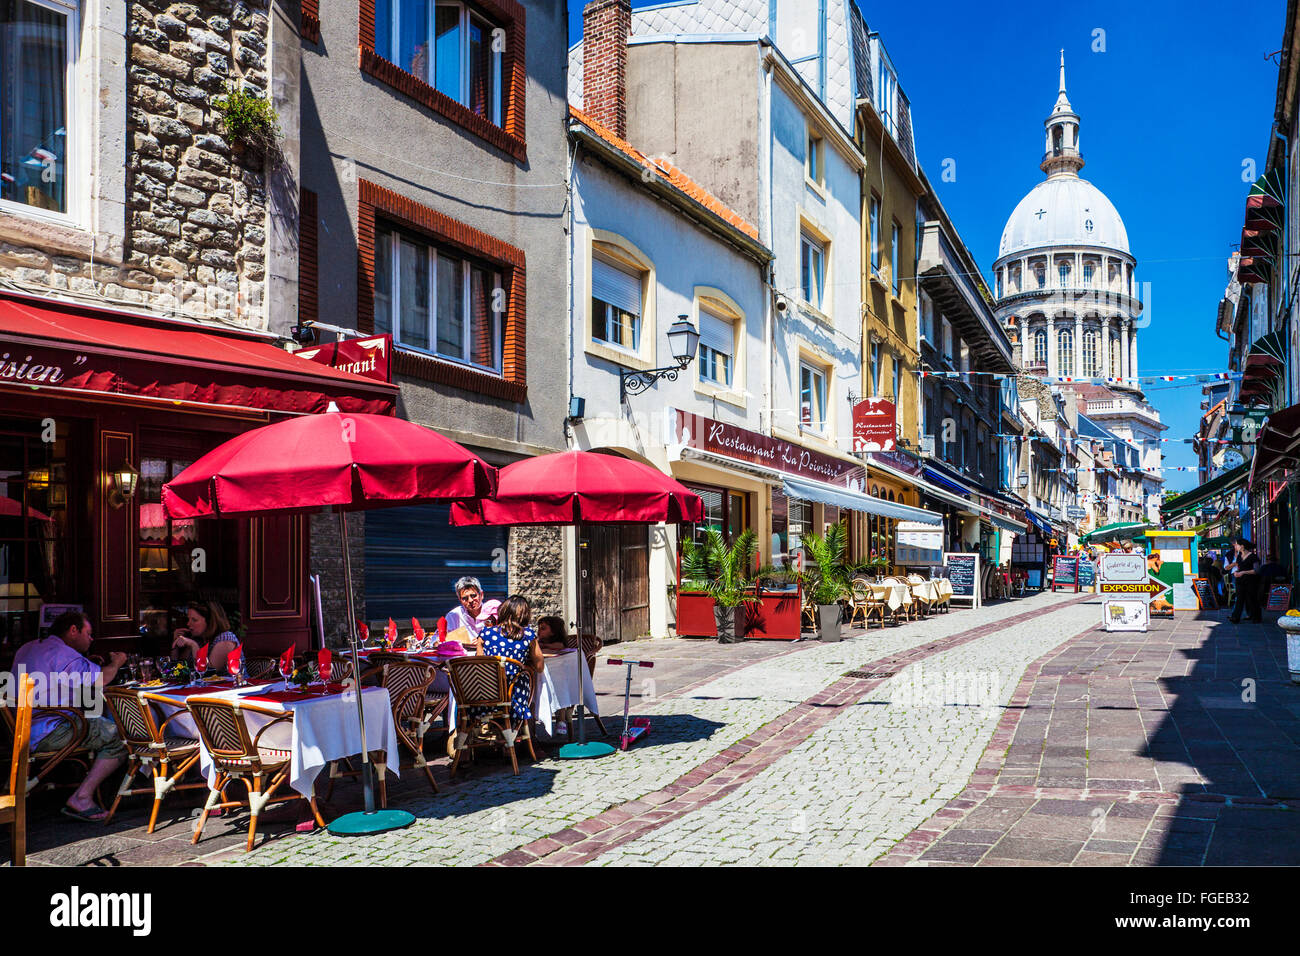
left=942, top=552, right=980, bottom=608
left=1099, top=551, right=1151, bottom=632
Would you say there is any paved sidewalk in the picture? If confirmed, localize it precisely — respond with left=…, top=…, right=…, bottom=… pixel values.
left=877, top=607, right=1300, bottom=866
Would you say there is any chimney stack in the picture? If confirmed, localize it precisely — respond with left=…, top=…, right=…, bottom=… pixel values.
left=583, top=0, right=631, bottom=138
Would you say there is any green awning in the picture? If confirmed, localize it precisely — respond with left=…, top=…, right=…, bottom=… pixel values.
left=1161, top=460, right=1251, bottom=521
left=1081, top=521, right=1150, bottom=544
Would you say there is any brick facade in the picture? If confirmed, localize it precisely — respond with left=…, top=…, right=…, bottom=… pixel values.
left=581, top=0, right=631, bottom=139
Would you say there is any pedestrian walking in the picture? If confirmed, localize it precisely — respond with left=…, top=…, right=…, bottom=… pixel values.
left=1229, top=538, right=1262, bottom=624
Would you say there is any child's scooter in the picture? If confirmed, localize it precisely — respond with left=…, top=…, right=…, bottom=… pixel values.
left=606, top=657, right=655, bottom=750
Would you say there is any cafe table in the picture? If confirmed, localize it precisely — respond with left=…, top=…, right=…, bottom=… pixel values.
left=871, top=580, right=911, bottom=612
left=150, top=681, right=399, bottom=798
left=443, top=649, right=602, bottom=738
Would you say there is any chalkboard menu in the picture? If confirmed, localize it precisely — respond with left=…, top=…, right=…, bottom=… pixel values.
left=1267, top=585, right=1292, bottom=612
left=1192, top=577, right=1214, bottom=610
left=1077, top=559, right=1096, bottom=589
left=943, top=552, right=980, bottom=606
left=1052, top=556, right=1079, bottom=592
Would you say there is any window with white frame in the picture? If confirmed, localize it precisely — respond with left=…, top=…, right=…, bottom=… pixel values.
left=590, top=253, right=643, bottom=354
left=1082, top=263, right=1095, bottom=288
left=876, top=55, right=898, bottom=138
left=697, top=301, right=736, bottom=388
left=799, top=362, right=828, bottom=433
left=919, top=290, right=934, bottom=343
left=941, top=317, right=953, bottom=364
left=1057, top=327, right=1073, bottom=373
left=871, top=341, right=881, bottom=396
left=1110, top=333, right=1120, bottom=377
left=374, top=0, right=503, bottom=124
left=1083, top=329, right=1098, bottom=376
left=1057, top=261, right=1071, bottom=287
left=1033, top=328, right=1048, bottom=366
left=373, top=222, right=503, bottom=372
left=1, top=0, right=74, bottom=216
left=805, top=127, right=822, bottom=186
left=800, top=230, right=826, bottom=310
left=869, top=196, right=881, bottom=275
left=892, top=356, right=900, bottom=402
left=890, top=221, right=900, bottom=294
left=959, top=339, right=970, bottom=378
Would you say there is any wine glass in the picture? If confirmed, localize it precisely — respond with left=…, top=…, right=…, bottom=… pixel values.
left=318, top=656, right=333, bottom=694
left=279, top=655, right=294, bottom=691
left=228, top=654, right=242, bottom=687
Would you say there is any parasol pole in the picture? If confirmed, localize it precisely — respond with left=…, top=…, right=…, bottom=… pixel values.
left=327, top=503, right=415, bottom=834
left=558, top=525, right=615, bottom=759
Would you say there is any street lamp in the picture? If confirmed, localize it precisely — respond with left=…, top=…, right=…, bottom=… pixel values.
left=620, top=315, right=700, bottom=400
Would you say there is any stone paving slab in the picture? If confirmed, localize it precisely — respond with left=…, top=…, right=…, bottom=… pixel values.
left=876, top=607, right=1300, bottom=867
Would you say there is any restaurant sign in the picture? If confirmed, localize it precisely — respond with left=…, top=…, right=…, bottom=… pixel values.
left=852, top=398, right=896, bottom=452
left=673, top=410, right=864, bottom=486
left=295, top=335, right=392, bottom=383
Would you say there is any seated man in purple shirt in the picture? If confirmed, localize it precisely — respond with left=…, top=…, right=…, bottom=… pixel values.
left=13, top=610, right=128, bottom=821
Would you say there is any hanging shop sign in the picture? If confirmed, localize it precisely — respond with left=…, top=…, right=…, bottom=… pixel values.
left=295, top=334, right=392, bottom=383
left=674, top=410, right=864, bottom=486
left=852, top=398, right=897, bottom=452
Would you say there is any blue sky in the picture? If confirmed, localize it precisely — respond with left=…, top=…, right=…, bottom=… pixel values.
left=568, top=0, right=1285, bottom=491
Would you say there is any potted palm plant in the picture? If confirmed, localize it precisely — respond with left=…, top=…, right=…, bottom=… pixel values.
left=681, top=527, right=758, bottom=643
left=800, top=524, right=850, bottom=642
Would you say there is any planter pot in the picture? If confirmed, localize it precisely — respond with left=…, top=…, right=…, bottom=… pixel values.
left=1280, top=615, right=1300, bottom=684
left=817, top=604, right=843, bottom=642
left=714, top=605, right=745, bottom=644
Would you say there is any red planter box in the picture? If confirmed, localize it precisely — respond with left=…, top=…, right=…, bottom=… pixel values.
left=674, top=588, right=803, bottom=641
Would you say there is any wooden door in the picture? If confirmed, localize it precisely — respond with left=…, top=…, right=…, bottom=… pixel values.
left=579, top=526, right=650, bottom=644
left=619, top=526, right=649, bottom=640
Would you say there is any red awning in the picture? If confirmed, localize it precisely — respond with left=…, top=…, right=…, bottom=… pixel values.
left=1250, top=403, right=1300, bottom=486
left=0, top=292, right=396, bottom=415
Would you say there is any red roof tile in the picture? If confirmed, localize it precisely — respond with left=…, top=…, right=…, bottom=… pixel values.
left=570, top=105, right=759, bottom=241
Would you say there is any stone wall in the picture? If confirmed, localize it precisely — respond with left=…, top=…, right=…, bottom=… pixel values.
left=509, top=526, right=564, bottom=618
left=0, top=0, right=274, bottom=328
left=310, top=511, right=365, bottom=648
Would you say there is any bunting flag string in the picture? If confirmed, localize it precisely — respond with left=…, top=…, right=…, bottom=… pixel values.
left=919, top=370, right=1240, bottom=385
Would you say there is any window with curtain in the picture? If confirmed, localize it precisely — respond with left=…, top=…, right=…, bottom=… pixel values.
left=697, top=303, right=735, bottom=387
left=799, top=363, right=827, bottom=432
left=373, top=222, right=503, bottom=372
left=1, top=0, right=70, bottom=215
left=374, top=0, right=502, bottom=124
left=1057, top=328, right=1073, bottom=374
left=590, top=254, right=643, bottom=354
left=800, top=231, right=826, bottom=310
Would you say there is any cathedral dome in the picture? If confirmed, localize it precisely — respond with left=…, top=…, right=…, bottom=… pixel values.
left=998, top=176, right=1130, bottom=259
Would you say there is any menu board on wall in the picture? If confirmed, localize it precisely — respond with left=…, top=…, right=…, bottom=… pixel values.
left=943, top=552, right=980, bottom=607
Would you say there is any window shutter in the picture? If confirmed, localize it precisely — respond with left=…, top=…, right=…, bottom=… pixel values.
left=698, top=308, right=733, bottom=355
left=591, top=256, right=642, bottom=316
left=299, top=188, right=318, bottom=326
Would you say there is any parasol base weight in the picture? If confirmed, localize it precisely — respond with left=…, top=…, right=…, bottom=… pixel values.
left=327, top=809, right=416, bottom=835
left=557, top=741, right=617, bottom=760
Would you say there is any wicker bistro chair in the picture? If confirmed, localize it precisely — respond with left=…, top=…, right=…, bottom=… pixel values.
left=881, top=577, right=915, bottom=625
left=905, top=575, right=934, bottom=618
left=1, top=674, right=34, bottom=866
left=0, top=696, right=93, bottom=796
left=102, top=688, right=207, bottom=832
left=446, top=656, right=536, bottom=777
left=328, top=660, right=446, bottom=805
left=243, top=657, right=280, bottom=683
left=848, top=578, right=886, bottom=629
left=560, top=633, right=608, bottom=738
left=185, top=696, right=325, bottom=853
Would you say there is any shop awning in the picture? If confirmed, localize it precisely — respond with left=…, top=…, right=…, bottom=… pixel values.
left=0, top=292, right=397, bottom=415
left=781, top=476, right=942, bottom=525
left=869, top=457, right=1029, bottom=531
left=1161, top=460, right=1250, bottom=521
left=1024, top=509, right=1054, bottom=537
left=1238, top=330, right=1287, bottom=401
left=1080, top=521, right=1149, bottom=544
left=1249, top=402, right=1300, bottom=485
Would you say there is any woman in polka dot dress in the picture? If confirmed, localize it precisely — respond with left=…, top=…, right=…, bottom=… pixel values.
left=471, top=594, right=544, bottom=722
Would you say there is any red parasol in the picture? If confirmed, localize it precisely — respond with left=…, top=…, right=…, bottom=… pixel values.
left=163, top=409, right=495, bottom=519
left=449, top=450, right=703, bottom=526
left=163, top=405, right=497, bottom=830
left=450, top=450, right=703, bottom=758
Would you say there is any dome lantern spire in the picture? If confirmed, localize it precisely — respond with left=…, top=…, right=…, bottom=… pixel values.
left=1041, top=50, right=1084, bottom=179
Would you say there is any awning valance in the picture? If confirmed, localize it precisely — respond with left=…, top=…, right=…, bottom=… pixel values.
left=870, top=457, right=1028, bottom=531
left=1250, top=403, right=1300, bottom=485
left=781, top=476, right=942, bottom=525
left=0, top=292, right=398, bottom=415
left=1244, top=168, right=1285, bottom=232
left=1024, top=509, right=1053, bottom=537
left=1080, top=521, right=1149, bottom=544
left=1161, top=460, right=1250, bottom=520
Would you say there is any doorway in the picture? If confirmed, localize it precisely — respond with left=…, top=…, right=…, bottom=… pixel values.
left=578, top=525, right=649, bottom=644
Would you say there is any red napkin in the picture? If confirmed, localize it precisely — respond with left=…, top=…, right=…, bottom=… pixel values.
left=317, top=648, right=332, bottom=683
left=356, top=620, right=370, bottom=643
left=279, top=644, right=296, bottom=676
left=436, top=616, right=447, bottom=643
left=226, top=645, right=243, bottom=677
left=412, top=617, right=426, bottom=643
left=195, top=644, right=210, bottom=672
left=385, top=618, right=398, bottom=647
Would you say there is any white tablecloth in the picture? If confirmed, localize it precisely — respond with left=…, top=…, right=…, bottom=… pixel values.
left=155, top=683, right=399, bottom=798
left=872, top=582, right=910, bottom=611
left=446, top=649, right=600, bottom=738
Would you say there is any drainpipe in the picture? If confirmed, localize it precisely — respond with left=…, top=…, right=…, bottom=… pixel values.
left=1273, top=124, right=1291, bottom=407
left=763, top=45, right=775, bottom=435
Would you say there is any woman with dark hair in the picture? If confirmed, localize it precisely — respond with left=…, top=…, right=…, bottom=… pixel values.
left=536, top=615, right=567, bottom=653
left=472, top=594, right=544, bottom=722
left=1229, top=539, right=1262, bottom=624
left=171, top=600, right=241, bottom=672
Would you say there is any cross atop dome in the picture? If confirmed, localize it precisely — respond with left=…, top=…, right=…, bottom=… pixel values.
left=1042, top=50, right=1084, bottom=179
